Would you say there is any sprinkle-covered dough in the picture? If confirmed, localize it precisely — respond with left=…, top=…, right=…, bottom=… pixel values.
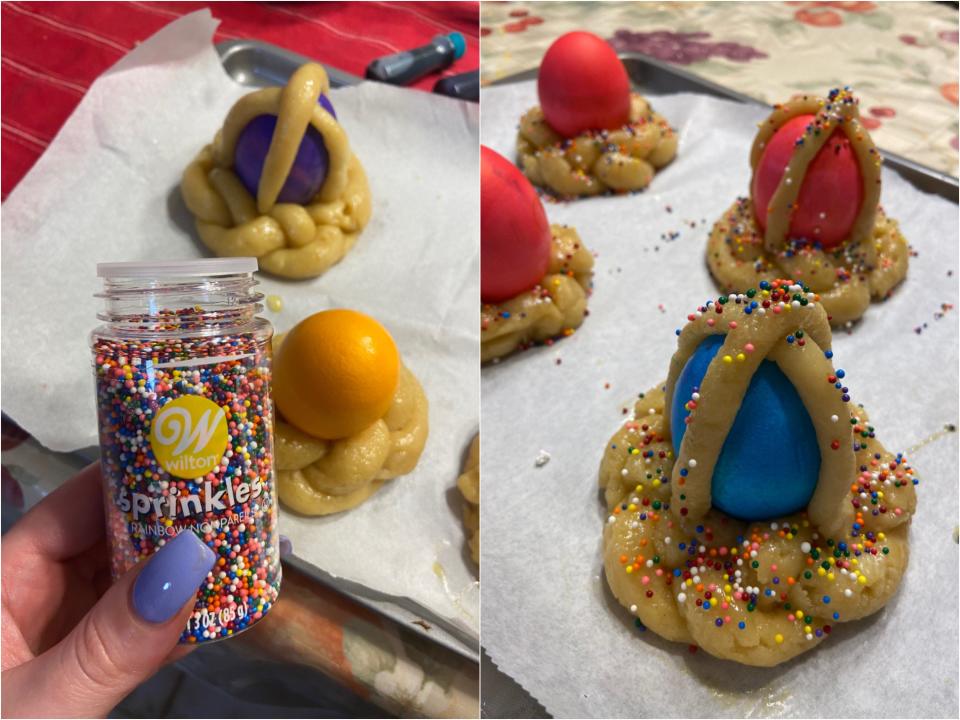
left=517, top=94, right=677, bottom=198
left=181, top=64, right=372, bottom=279
left=599, top=280, right=917, bottom=666
left=708, top=199, right=908, bottom=327
left=481, top=224, right=593, bottom=363
left=707, top=89, right=908, bottom=326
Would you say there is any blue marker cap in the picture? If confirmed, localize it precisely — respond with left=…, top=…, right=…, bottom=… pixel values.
left=447, top=31, right=466, bottom=60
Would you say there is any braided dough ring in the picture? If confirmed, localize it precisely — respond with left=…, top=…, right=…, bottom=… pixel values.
left=276, top=362, right=429, bottom=516
left=181, top=63, right=372, bottom=280
left=599, top=283, right=917, bottom=666
left=706, top=90, right=907, bottom=326
left=457, top=434, right=480, bottom=565
left=481, top=224, right=593, bottom=363
left=517, top=93, right=677, bottom=198
left=708, top=199, right=908, bottom=328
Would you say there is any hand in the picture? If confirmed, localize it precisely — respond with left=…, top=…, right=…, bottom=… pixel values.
left=2, top=463, right=216, bottom=718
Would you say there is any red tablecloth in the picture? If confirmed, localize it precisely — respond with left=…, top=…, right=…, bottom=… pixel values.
left=0, top=1, right=479, bottom=199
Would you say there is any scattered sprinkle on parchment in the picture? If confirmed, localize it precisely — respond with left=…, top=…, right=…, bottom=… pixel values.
left=913, top=302, right=954, bottom=335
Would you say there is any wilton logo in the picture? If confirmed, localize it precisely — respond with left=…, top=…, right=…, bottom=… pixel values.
left=149, top=396, right=229, bottom=479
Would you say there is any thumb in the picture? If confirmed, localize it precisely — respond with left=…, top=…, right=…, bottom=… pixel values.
left=5, top=530, right=216, bottom=718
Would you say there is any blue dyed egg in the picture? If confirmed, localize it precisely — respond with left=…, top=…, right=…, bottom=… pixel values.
left=670, top=334, right=820, bottom=521
left=233, top=93, right=335, bottom=205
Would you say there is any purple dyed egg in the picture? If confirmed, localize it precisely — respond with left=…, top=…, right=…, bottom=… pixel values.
left=233, top=93, right=335, bottom=205
left=319, top=93, right=336, bottom=119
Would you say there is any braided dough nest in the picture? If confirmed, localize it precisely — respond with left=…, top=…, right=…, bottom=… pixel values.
left=707, top=198, right=908, bottom=327
left=517, top=93, right=677, bottom=198
left=599, top=293, right=916, bottom=666
left=181, top=63, right=372, bottom=280
left=457, top=434, right=480, bottom=565
left=183, top=148, right=371, bottom=279
left=276, top=364, right=429, bottom=516
left=481, top=224, right=593, bottom=363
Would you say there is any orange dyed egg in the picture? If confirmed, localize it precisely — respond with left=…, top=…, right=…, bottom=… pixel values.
left=273, top=309, right=400, bottom=440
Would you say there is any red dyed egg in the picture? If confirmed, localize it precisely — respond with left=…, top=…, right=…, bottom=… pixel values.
left=481, top=146, right=551, bottom=304
left=537, top=31, right=631, bottom=138
left=752, top=114, right=863, bottom=249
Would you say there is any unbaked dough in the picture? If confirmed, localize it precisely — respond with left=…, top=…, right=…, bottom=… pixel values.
left=481, top=224, right=593, bottom=363
left=276, top=361, right=428, bottom=516
left=599, top=281, right=917, bottom=666
left=517, top=94, right=677, bottom=197
left=706, top=89, right=907, bottom=326
left=708, top=199, right=908, bottom=327
left=457, top=434, right=480, bottom=565
left=181, top=63, right=371, bottom=279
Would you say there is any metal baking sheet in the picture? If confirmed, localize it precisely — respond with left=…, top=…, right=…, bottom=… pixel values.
left=216, top=39, right=362, bottom=88
left=481, top=51, right=958, bottom=717
left=491, top=52, right=959, bottom=202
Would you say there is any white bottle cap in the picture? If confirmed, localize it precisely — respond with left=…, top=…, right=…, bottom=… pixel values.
left=97, top=257, right=258, bottom=278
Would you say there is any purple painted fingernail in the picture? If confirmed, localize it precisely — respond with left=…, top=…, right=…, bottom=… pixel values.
left=279, top=534, right=293, bottom=558
left=132, top=531, right=216, bottom=624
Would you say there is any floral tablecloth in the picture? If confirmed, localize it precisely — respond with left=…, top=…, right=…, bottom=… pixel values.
left=480, top=1, right=959, bottom=176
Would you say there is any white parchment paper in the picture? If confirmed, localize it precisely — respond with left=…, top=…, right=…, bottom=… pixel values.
left=1, top=11, right=479, bottom=637
left=480, top=82, right=958, bottom=717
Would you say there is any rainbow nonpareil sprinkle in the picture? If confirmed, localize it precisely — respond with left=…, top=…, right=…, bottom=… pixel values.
left=94, top=313, right=280, bottom=644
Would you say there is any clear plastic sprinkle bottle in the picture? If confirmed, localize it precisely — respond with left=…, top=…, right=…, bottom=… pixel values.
left=91, top=258, right=280, bottom=643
